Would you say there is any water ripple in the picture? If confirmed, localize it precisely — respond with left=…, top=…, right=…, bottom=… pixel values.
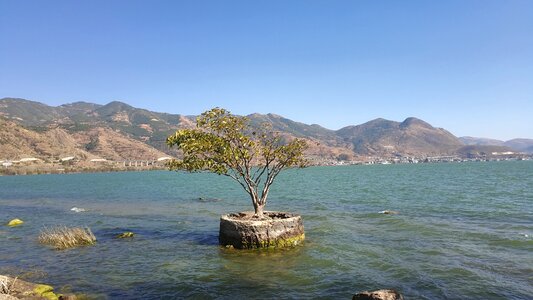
left=0, top=161, right=532, bottom=298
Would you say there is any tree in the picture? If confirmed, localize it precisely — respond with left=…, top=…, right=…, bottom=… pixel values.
left=166, top=108, right=308, bottom=217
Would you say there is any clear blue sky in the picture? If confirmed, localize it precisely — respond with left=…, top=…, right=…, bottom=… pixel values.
left=1, top=1, right=532, bottom=140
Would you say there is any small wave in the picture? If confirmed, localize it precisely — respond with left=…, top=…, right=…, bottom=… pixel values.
left=379, top=210, right=399, bottom=215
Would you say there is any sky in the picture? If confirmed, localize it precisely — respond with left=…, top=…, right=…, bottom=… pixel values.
left=1, top=1, right=532, bottom=140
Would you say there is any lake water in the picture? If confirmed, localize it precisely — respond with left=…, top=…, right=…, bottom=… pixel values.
left=0, top=161, right=532, bottom=299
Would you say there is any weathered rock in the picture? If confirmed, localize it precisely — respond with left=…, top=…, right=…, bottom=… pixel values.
left=7, top=219, right=23, bottom=227
left=353, top=289, right=404, bottom=300
left=219, top=211, right=304, bottom=249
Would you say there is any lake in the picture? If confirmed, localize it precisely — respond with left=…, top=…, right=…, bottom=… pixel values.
left=1, top=161, right=532, bottom=299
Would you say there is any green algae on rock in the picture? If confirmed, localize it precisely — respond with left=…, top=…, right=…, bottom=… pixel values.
left=7, top=219, right=24, bottom=227
left=0, top=275, right=78, bottom=300
left=33, top=284, right=59, bottom=300
left=116, top=232, right=134, bottom=239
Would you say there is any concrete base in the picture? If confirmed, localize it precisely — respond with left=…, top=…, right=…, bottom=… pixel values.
left=219, top=211, right=305, bottom=249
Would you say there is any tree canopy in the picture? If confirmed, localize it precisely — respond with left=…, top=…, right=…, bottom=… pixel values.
left=166, top=108, right=308, bottom=217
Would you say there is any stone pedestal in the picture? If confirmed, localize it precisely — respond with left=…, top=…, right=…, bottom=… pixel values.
left=219, top=211, right=305, bottom=249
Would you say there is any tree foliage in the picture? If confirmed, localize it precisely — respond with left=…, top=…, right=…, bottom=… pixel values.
left=166, top=108, right=308, bottom=216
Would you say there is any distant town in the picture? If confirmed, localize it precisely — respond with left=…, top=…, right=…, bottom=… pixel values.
left=309, top=151, right=532, bottom=166
left=1, top=151, right=531, bottom=176
left=0, top=156, right=173, bottom=175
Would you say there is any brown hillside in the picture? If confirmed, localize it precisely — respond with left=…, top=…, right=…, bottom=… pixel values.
left=71, top=127, right=171, bottom=161
left=0, top=118, right=94, bottom=160
left=336, top=117, right=462, bottom=156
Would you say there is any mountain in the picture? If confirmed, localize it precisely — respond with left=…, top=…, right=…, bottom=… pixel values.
left=504, top=139, right=533, bottom=153
left=247, top=113, right=354, bottom=159
left=459, top=136, right=505, bottom=146
left=0, top=98, right=61, bottom=126
left=0, top=98, right=196, bottom=154
left=459, top=137, right=533, bottom=153
left=336, top=117, right=462, bottom=156
left=0, top=117, right=94, bottom=160
left=59, top=101, right=103, bottom=116
left=0, top=117, right=169, bottom=161
left=1, top=97, right=530, bottom=164
left=247, top=113, right=337, bottom=141
left=455, top=145, right=516, bottom=157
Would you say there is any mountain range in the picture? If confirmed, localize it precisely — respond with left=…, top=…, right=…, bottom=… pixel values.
left=1, top=97, right=532, bottom=164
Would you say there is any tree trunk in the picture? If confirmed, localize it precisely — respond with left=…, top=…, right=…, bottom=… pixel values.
left=250, top=189, right=265, bottom=217
left=254, top=203, right=265, bottom=217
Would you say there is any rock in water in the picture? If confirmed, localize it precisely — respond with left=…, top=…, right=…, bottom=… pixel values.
left=7, top=219, right=24, bottom=227
left=353, top=289, right=404, bottom=300
left=0, top=275, right=71, bottom=300
left=70, top=207, right=86, bottom=213
left=116, top=232, right=134, bottom=238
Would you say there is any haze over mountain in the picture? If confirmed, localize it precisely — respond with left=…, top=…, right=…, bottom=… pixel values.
left=1, top=98, right=530, bottom=162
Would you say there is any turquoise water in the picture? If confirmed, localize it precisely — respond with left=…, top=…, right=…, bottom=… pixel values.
left=0, top=161, right=532, bottom=299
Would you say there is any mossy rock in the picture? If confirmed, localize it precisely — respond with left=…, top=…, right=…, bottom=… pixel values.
left=33, top=284, right=59, bottom=300
left=0, top=275, right=76, bottom=300
left=116, top=232, right=134, bottom=239
left=7, top=218, right=24, bottom=227
left=243, top=233, right=305, bottom=249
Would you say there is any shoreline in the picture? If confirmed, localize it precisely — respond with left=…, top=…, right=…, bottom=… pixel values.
left=0, top=275, right=79, bottom=300
left=1, top=158, right=530, bottom=176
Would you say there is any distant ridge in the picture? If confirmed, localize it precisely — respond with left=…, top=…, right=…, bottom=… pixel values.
left=1, top=97, right=530, bottom=162
left=455, top=145, right=516, bottom=157
left=336, top=117, right=462, bottom=156
left=459, top=136, right=533, bottom=153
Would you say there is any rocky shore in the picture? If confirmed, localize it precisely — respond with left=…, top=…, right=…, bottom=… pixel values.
left=1, top=274, right=404, bottom=299
left=0, top=275, right=78, bottom=300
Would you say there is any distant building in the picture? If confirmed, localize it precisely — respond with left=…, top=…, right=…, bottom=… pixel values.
left=19, top=157, right=40, bottom=163
left=90, top=158, right=108, bottom=162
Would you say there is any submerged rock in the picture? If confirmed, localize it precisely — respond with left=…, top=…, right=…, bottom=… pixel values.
left=7, top=219, right=24, bottom=227
left=116, top=232, right=134, bottom=239
left=197, top=197, right=222, bottom=203
left=353, top=289, right=404, bottom=300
